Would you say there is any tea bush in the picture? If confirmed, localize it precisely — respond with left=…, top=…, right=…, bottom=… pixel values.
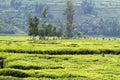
left=0, top=69, right=30, bottom=78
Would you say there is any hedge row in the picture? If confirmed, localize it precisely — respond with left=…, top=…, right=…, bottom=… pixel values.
left=9, top=65, right=64, bottom=70
left=0, top=49, right=120, bottom=55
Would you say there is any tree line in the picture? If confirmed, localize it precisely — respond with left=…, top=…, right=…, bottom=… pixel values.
left=28, top=0, right=78, bottom=40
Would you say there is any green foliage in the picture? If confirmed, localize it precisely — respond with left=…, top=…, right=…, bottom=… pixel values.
left=39, top=6, right=59, bottom=38
left=38, top=6, right=49, bottom=39
left=28, top=15, right=39, bottom=40
left=0, top=69, right=30, bottom=78
left=39, top=23, right=59, bottom=39
left=64, top=0, right=74, bottom=38
left=1, top=36, right=120, bottom=55
left=0, top=52, right=120, bottom=79
left=0, top=76, right=21, bottom=80
left=57, top=27, right=63, bottom=37
left=79, top=17, right=120, bottom=37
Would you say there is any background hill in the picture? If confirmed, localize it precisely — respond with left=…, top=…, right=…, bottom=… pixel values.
left=0, top=0, right=120, bottom=36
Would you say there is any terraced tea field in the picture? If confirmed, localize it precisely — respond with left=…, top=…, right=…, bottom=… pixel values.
left=0, top=53, right=120, bottom=80
left=0, top=36, right=120, bottom=80
left=0, top=36, right=120, bottom=55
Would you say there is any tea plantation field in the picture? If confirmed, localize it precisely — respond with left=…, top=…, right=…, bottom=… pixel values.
left=0, top=36, right=120, bottom=54
left=0, top=36, right=120, bottom=80
left=0, top=53, right=120, bottom=80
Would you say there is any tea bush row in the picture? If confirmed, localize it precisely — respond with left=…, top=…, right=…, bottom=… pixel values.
left=1, top=49, right=120, bottom=55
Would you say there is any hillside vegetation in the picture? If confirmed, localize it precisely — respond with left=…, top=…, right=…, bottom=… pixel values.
left=1, top=0, right=120, bottom=36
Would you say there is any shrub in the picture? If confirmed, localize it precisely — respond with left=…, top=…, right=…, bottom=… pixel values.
left=0, top=69, right=30, bottom=78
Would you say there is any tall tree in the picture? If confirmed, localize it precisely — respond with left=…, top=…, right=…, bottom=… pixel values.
left=33, top=16, right=39, bottom=38
left=28, top=15, right=33, bottom=37
left=38, top=23, right=46, bottom=39
left=57, top=19, right=64, bottom=37
left=47, top=23, right=53, bottom=36
left=52, top=26, right=57, bottom=36
left=39, top=6, right=48, bottom=39
left=57, top=27, right=63, bottom=37
left=28, top=15, right=39, bottom=40
left=64, top=0, right=74, bottom=38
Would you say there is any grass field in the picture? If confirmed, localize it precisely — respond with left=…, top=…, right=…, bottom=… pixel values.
left=0, top=36, right=120, bottom=80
